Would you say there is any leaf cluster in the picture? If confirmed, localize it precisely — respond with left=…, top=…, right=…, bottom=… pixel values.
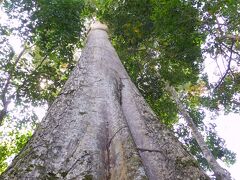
left=0, top=130, right=32, bottom=174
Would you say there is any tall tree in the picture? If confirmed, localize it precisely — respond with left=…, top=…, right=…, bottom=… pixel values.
left=0, top=0, right=237, bottom=178
left=165, top=81, right=231, bottom=179
left=1, top=22, right=209, bottom=180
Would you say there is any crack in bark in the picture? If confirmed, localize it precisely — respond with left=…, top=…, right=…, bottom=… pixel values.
left=118, top=79, right=123, bottom=105
left=107, top=126, right=127, bottom=148
left=63, top=151, right=92, bottom=178
left=137, top=147, right=164, bottom=153
left=59, top=89, right=76, bottom=96
left=104, top=121, right=111, bottom=180
left=104, top=77, right=126, bottom=179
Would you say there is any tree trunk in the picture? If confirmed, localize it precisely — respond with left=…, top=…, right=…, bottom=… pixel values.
left=1, top=22, right=210, bottom=180
left=165, top=82, right=231, bottom=180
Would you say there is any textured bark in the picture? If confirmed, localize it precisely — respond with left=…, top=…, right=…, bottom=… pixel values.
left=1, top=22, right=210, bottom=180
left=165, top=82, right=232, bottom=180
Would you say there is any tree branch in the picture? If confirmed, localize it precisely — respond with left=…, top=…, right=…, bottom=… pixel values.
left=15, top=55, right=48, bottom=97
left=215, top=17, right=240, bottom=42
left=213, top=42, right=234, bottom=91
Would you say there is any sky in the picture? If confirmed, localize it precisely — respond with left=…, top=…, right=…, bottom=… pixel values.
left=1, top=6, right=240, bottom=179
left=204, top=57, right=240, bottom=180
left=216, top=114, right=240, bottom=180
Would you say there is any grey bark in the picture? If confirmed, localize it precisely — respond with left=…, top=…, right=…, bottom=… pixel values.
left=0, top=47, right=26, bottom=125
left=1, top=22, right=210, bottom=180
left=165, top=81, right=232, bottom=180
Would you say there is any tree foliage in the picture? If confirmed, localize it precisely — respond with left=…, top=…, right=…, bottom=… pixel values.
left=0, top=0, right=239, bottom=176
left=1, top=0, right=91, bottom=122
left=0, top=130, right=32, bottom=173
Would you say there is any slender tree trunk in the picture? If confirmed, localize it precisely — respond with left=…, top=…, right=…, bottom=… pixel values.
left=1, top=22, right=210, bottom=180
left=165, top=82, right=231, bottom=180
left=0, top=47, right=26, bottom=125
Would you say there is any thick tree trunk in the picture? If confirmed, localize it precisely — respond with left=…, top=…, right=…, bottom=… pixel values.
left=1, top=22, right=210, bottom=180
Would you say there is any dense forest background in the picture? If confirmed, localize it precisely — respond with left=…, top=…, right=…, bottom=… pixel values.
left=0, top=0, right=239, bottom=178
